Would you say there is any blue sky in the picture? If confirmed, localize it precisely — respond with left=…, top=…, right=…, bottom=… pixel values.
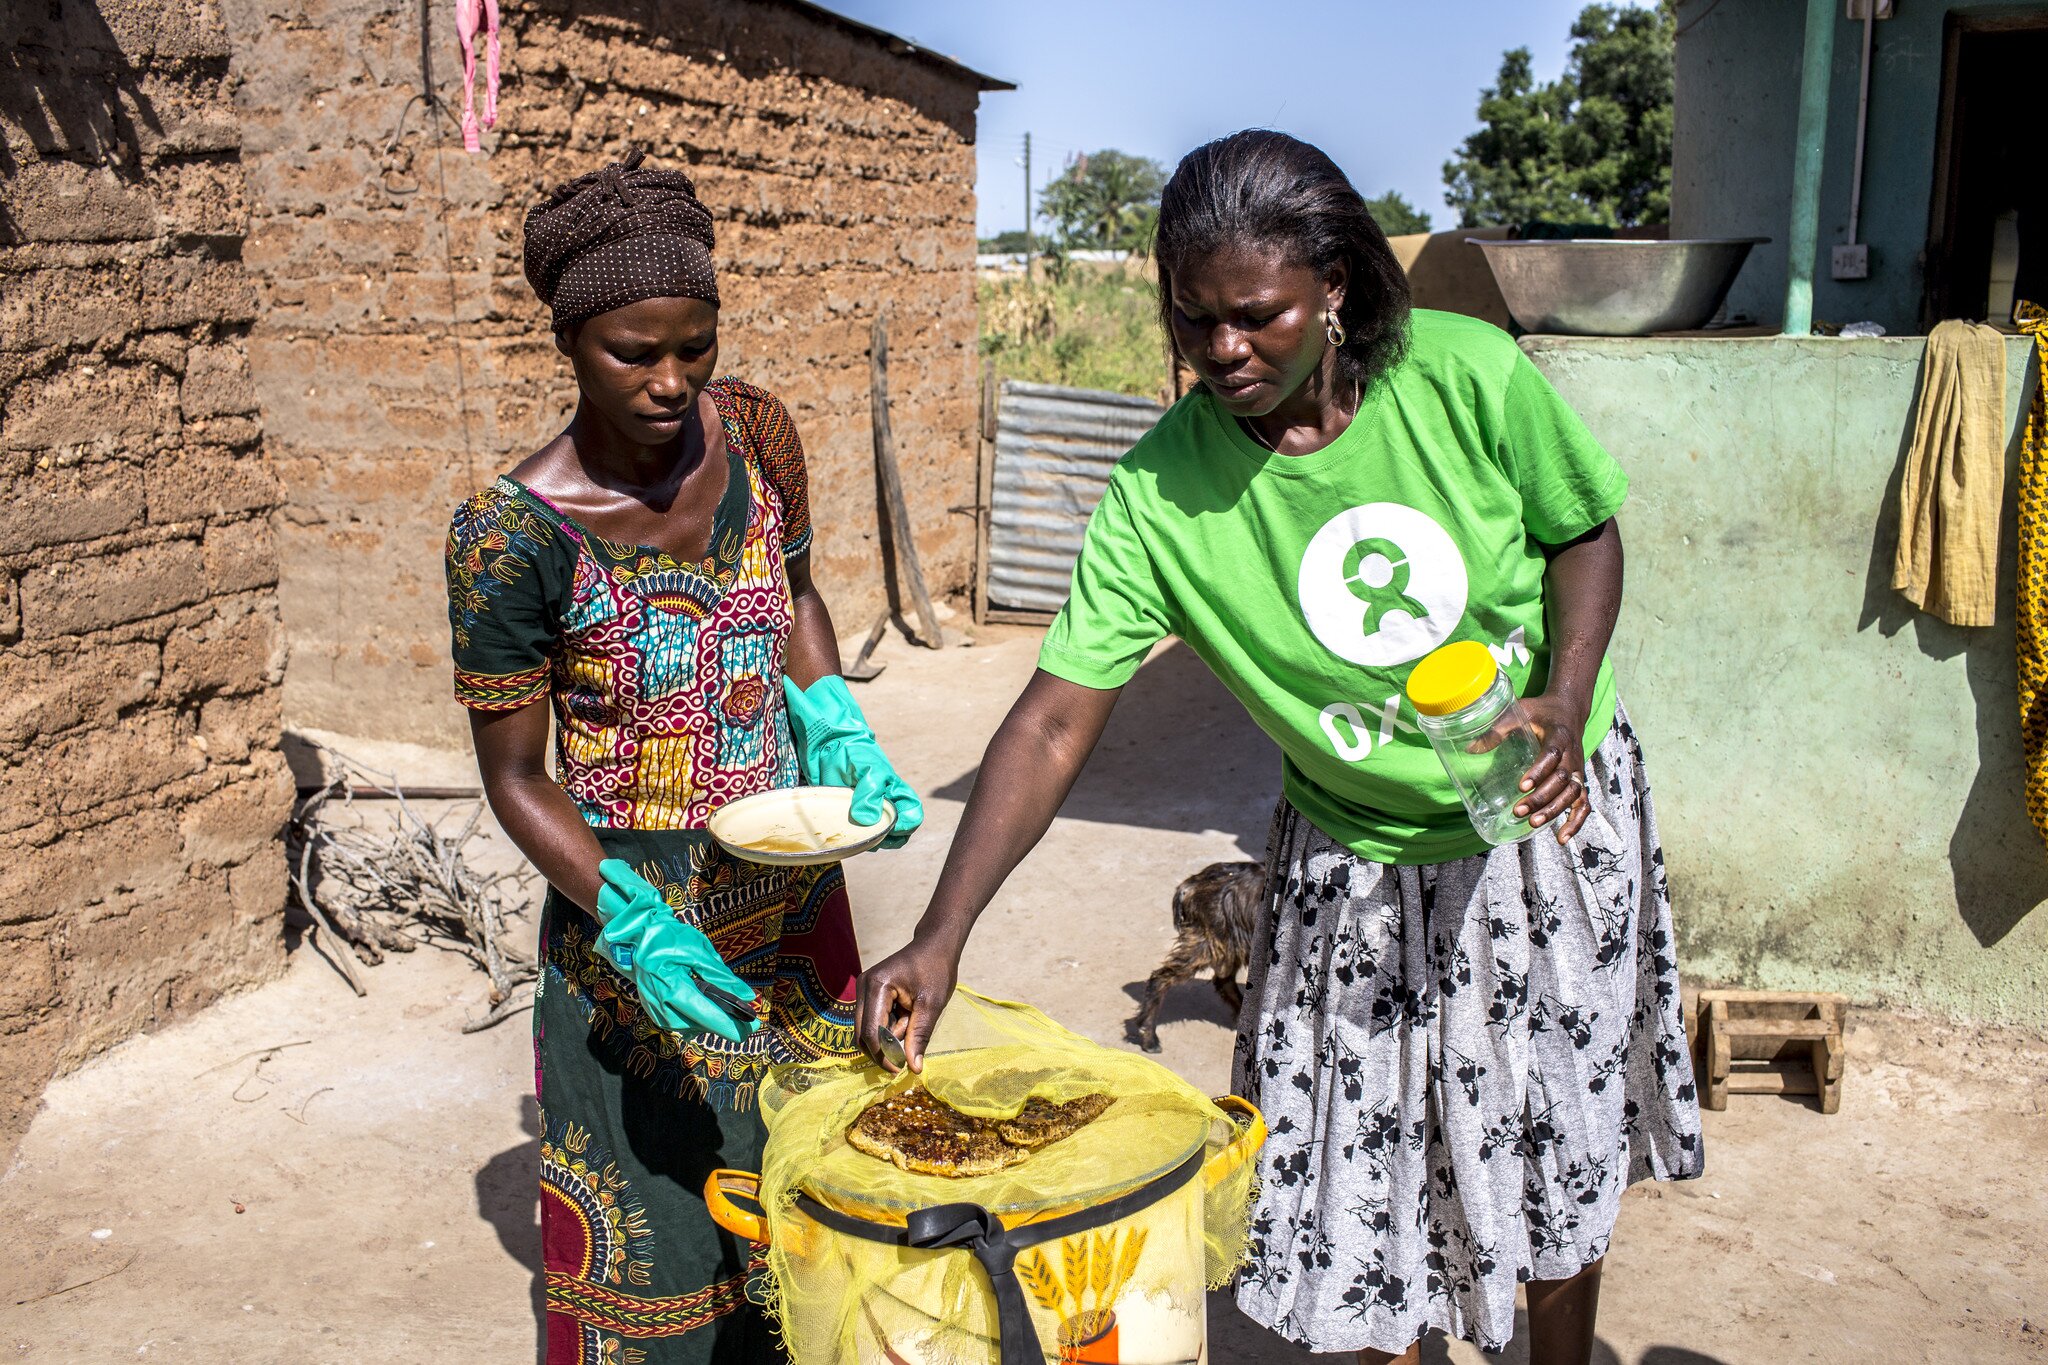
left=821, top=0, right=1647, bottom=237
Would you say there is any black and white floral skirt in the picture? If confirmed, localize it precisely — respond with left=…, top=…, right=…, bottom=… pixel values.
left=1231, top=708, right=1703, bottom=1356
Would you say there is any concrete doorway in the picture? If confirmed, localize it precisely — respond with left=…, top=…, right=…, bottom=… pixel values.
left=1923, top=15, right=2048, bottom=325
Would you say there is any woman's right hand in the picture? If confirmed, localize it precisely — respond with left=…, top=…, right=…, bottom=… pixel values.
left=594, top=860, right=760, bottom=1043
left=852, top=671, right=1123, bottom=1074
left=856, top=935, right=961, bottom=1073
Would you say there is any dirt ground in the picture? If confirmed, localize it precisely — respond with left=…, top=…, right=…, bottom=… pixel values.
left=5, top=628, right=2047, bottom=1363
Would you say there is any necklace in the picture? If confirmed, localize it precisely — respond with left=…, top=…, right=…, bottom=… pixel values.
left=1239, top=415, right=1281, bottom=452
left=1237, top=378, right=1364, bottom=454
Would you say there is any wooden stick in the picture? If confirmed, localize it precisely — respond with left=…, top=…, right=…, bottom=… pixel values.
left=974, top=360, right=996, bottom=626
left=843, top=609, right=890, bottom=682
left=292, top=806, right=368, bottom=997
left=462, top=990, right=534, bottom=1034
left=282, top=1085, right=334, bottom=1124
left=1716, top=1019, right=1838, bottom=1039
left=870, top=311, right=944, bottom=649
left=15, top=1252, right=138, bottom=1306
left=193, top=1038, right=312, bottom=1079
left=294, top=784, right=483, bottom=800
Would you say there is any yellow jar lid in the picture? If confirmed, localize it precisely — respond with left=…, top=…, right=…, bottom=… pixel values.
left=1405, top=640, right=1499, bottom=717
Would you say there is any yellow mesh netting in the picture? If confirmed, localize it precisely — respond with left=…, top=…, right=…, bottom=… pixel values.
left=2017, top=301, right=2048, bottom=845
left=752, top=988, right=1262, bottom=1365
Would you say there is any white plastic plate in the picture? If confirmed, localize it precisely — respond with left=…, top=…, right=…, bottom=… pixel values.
left=707, top=785, right=895, bottom=866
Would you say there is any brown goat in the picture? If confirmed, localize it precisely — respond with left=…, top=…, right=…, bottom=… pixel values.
left=1126, top=860, right=1265, bottom=1052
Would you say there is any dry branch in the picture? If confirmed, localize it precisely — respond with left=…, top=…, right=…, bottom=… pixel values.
left=193, top=1039, right=311, bottom=1080
left=287, top=742, right=537, bottom=1027
left=14, top=1253, right=139, bottom=1306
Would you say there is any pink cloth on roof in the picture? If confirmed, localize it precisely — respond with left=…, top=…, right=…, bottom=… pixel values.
left=456, top=0, right=500, bottom=154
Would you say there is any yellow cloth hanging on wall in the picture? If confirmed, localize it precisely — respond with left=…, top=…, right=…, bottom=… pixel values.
left=2015, top=301, right=2048, bottom=845
left=1893, top=319, right=2010, bottom=626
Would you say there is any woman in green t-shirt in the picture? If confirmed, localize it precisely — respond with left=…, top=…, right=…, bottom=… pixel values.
left=857, top=131, right=1702, bottom=1364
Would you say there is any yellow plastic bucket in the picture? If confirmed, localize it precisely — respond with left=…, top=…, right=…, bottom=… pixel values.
left=706, top=1095, right=1264, bottom=1364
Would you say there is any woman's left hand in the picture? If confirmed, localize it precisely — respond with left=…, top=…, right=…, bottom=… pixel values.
left=1514, top=692, right=1593, bottom=844
left=782, top=675, right=925, bottom=848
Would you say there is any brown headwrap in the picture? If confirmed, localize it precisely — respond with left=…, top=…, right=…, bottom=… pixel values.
left=522, top=149, right=719, bottom=330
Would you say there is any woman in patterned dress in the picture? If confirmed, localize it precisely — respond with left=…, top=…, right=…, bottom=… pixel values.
left=444, top=153, right=922, bottom=1363
left=856, top=130, right=1702, bottom=1363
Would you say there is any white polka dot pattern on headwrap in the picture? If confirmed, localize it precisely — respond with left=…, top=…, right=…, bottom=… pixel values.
left=523, top=148, right=720, bottom=328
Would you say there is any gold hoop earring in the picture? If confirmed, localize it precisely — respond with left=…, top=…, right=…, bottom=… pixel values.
left=1326, top=310, right=1347, bottom=347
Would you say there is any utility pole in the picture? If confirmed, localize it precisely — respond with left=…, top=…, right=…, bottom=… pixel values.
left=1022, top=131, right=1033, bottom=284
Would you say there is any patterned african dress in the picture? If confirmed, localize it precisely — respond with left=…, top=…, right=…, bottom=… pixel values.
left=445, top=378, right=861, bottom=1363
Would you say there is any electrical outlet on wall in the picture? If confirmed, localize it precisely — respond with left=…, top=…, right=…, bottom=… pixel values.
left=1832, top=244, right=1870, bottom=281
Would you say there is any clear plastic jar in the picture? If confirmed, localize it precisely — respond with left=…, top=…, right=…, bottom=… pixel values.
left=1405, top=641, right=1540, bottom=846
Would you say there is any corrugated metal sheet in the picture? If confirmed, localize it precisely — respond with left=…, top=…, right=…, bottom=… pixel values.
left=986, top=380, right=1164, bottom=615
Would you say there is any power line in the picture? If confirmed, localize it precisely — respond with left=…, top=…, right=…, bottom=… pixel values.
left=1674, top=0, right=1725, bottom=38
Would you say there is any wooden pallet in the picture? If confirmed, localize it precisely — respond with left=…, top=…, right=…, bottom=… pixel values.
left=1685, top=989, right=1847, bottom=1114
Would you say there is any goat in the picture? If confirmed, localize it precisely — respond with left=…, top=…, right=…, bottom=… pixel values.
left=1126, top=860, right=1265, bottom=1052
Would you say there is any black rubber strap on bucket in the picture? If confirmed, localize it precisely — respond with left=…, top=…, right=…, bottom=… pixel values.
left=793, top=1146, right=1205, bottom=1365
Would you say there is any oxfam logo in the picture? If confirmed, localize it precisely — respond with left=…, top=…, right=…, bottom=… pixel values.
left=1340, top=537, right=1430, bottom=631
left=1298, top=504, right=1468, bottom=667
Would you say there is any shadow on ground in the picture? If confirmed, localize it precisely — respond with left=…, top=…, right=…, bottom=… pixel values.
left=476, top=1094, right=544, bottom=1363
left=1121, top=974, right=1240, bottom=1046
left=1207, top=1296, right=1730, bottom=1364
left=933, top=640, right=1282, bottom=850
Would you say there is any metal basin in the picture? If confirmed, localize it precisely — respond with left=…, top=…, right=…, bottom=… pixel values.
left=1469, top=237, right=1767, bottom=336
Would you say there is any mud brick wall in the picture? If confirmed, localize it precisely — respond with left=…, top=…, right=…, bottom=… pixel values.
left=0, top=0, right=292, bottom=1155
left=222, top=0, right=988, bottom=746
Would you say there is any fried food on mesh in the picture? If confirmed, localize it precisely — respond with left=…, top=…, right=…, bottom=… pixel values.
left=845, top=1086, right=1023, bottom=1177
left=845, top=1086, right=1115, bottom=1176
left=995, top=1092, right=1114, bottom=1149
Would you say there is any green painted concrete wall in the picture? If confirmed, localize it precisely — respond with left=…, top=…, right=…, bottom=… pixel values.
left=1527, top=334, right=2044, bottom=1022
left=1672, top=0, right=2048, bottom=335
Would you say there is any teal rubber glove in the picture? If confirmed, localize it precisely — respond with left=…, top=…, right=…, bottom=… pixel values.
left=592, top=859, right=760, bottom=1042
left=781, top=675, right=925, bottom=849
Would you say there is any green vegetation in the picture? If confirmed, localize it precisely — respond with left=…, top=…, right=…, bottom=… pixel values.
left=978, top=261, right=1169, bottom=398
left=1442, top=2, right=1674, bottom=228
left=978, top=146, right=1172, bottom=395
left=1365, top=190, right=1434, bottom=237
left=978, top=157, right=1438, bottom=396
left=1037, top=150, right=1169, bottom=252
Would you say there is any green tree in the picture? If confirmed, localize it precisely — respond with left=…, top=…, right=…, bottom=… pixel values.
left=1442, top=3, right=1674, bottom=229
left=1038, top=150, right=1168, bottom=251
left=1364, top=190, right=1434, bottom=237
left=978, top=229, right=1031, bottom=253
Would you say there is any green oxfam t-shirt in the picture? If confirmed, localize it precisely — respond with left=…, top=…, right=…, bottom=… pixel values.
left=1038, top=310, right=1627, bottom=864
